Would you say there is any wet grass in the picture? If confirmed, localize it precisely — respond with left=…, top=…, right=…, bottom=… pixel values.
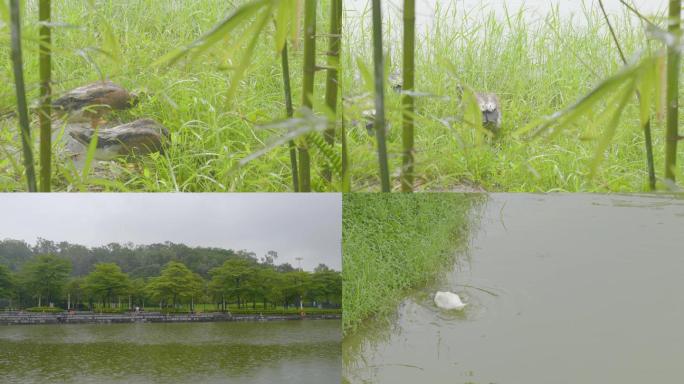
left=0, top=0, right=337, bottom=191
left=342, top=193, right=482, bottom=335
left=343, top=2, right=684, bottom=192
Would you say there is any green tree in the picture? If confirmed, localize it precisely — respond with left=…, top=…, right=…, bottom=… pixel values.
left=64, top=277, right=84, bottom=310
left=282, top=271, right=311, bottom=309
left=129, top=278, right=148, bottom=309
left=83, top=263, right=131, bottom=309
left=0, top=264, right=14, bottom=305
left=146, top=261, right=203, bottom=310
left=20, top=254, right=71, bottom=307
left=310, top=269, right=341, bottom=307
left=209, top=258, right=256, bottom=309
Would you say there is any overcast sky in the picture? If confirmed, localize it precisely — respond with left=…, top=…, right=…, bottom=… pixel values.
left=0, top=194, right=341, bottom=271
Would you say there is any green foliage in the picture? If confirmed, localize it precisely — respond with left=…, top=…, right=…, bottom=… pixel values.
left=0, top=238, right=340, bottom=311
left=20, top=254, right=71, bottom=306
left=146, top=261, right=203, bottom=307
left=0, top=263, right=13, bottom=298
left=344, top=4, right=684, bottom=191
left=94, top=307, right=126, bottom=314
left=83, top=263, right=131, bottom=307
left=26, top=306, right=62, bottom=313
left=0, top=1, right=339, bottom=192
left=342, top=193, right=482, bottom=335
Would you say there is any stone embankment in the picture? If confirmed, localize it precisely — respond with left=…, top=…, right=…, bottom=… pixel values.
left=0, top=311, right=341, bottom=325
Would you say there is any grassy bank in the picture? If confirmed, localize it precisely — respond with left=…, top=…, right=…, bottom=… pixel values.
left=0, top=1, right=338, bottom=191
left=343, top=3, right=684, bottom=191
left=342, top=193, right=481, bottom=335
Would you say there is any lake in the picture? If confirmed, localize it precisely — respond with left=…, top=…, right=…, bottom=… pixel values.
left=344, top=194, right=684, bottom=383
left=0, top=319, right=341, bottom=384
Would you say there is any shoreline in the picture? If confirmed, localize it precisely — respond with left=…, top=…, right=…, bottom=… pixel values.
left=0, top=312, right=341, bottom=326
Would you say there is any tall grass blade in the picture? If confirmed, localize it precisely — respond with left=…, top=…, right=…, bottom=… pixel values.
left=38, top=0, right=52, bottom=192
left=153, top=0, right=269, bottom=67
left=298, top=0, right=317, bottom=192
left=665, top=0, right=680, bottom=182
left=401, top=0, right=415, bottom=192
left=280, top=42, right=299, bottom=191
left=600, top=0, right=655, bottom=190
left=323, top=0, right=342, bottom=183
left=372, top=0, right=390, bottom=192
left=80, top=127, right=99, bottom=189
left=9, top=0, right=36, bottom=192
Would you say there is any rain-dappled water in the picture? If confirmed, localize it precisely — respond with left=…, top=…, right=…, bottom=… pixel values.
left=344, top=194, right=684, bottom=384
left=0, top=320, right=341, bottom=384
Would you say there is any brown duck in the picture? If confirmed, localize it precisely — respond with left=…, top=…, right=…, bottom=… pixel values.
left=53, top=81, right=138, bottom=128
left=68, top=118, right=169, bottom=160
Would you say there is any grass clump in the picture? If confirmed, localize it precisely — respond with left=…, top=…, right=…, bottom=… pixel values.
left=343, top=3, right=684, bottom=192
left=342, top=193, right=482, bottom=335
left=0, top=1, right=339, bottom=191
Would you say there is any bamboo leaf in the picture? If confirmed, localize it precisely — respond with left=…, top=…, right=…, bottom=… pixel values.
left=589, top=79, right=636, bottom=175
left=310, top=132, right=342, bottom=176
left=637, top=58, right=656, bottom=129
left=0, top=0, right=8, bottom=24
left=461, top=87, right=487, bottom=141
left=101, top=21, right=122, bottom=64
left=356, top=58, right=375, bottom=93
left=153, top=0, right=270, bottom=67
left=517, top=60, right=646, bottom=137
left=274, top=0, right=294, bottom=53
left=224, top=7, right=272, bottom=100
left=80, top=127, right=99, bottom=187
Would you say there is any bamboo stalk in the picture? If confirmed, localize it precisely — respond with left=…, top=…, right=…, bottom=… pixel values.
left=400, top=0, right=415, bottom=192
left=665, top=0, right=680, bottom=182
left=280, top=43, right=299, bottom=192
left=299, top=0, right=316, bottom=192
left=39, top=0, right=52, bottom=192
left=9, top=0, right=37, bottom=192
left=341, top=111, right=350, bottom=192
left=323, top=0, right=342, bottom=183
left=599, top=0, right=655, bottom=190
left=372, top=0, right=390, bottom=192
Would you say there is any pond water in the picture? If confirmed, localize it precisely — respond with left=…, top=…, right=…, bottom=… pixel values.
left=0, top=320, right=341, bottom=384
left=344, top=194, right=684, bottom=384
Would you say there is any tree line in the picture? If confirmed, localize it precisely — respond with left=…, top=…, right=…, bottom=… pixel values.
left=0, top=239, right=341, bottom=312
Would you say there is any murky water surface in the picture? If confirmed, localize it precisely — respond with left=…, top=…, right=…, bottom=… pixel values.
left=344, top=194, right=684, bottom=384
left=0, top=320, right=341, bottom=384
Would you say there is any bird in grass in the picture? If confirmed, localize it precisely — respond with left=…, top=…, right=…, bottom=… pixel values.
left=388, top=70, right=403, bottom=93
left=456, top=85, right=502, bottom=135
left=52, top=81, right=138, bottom=128
left=434, top=291, right=467, bottom=310
left=68, top=118, right=169, bottom=161
left=475, top=92, right=502, bottom=134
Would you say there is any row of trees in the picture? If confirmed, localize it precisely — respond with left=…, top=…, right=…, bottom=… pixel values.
left=0, top=244, right=341, bottom=312
left=0, top=239, right=301, bottom=278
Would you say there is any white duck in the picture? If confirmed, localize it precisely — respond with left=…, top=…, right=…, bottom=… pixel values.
left=434, top=291, right=466, bottom=310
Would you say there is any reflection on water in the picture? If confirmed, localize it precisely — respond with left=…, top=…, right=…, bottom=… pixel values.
left=0, top=320, right=341, bottom=384
left=344, top=194, right=684, bottom=384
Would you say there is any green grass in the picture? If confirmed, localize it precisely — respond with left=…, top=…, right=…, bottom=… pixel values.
left=343, top=2, right=684, bottom=192
left=0, top=0, right=339, bottom=191
left=342, top=193, right=482, bottom=335
left=2, top=2, right=683, bottom=191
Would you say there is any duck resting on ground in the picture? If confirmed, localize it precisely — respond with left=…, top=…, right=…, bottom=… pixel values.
left=434, top=291, right=467, bottom=310
left=52, top=81, right=138, bottom=128
left=68, top=118, right=169, bottom=161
